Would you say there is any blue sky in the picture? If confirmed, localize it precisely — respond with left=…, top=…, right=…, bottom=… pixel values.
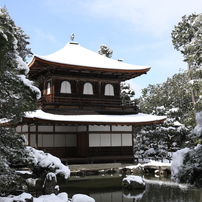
left=1, top=0, right=202, bottom=97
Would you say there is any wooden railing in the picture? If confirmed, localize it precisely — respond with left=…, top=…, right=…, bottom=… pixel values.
left=38, top=95, right=138, bottom=112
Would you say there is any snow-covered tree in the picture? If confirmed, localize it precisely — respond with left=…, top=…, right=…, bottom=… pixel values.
left=139, top=70, right=194, bottom=127
left=135, top=70, right=192, bottom=161
left=98, top=44, right=113, bottom=58
left=135, top=107, right=189, bottom=161
left=171, top=112, right=202, bottom=187
left=172, top=13, right=202, bottom=117
left=170, top=14, right=202, bottom=187
left=120, top=82, right=135, bottom=104
left=0, top=7, right=40, bottom=196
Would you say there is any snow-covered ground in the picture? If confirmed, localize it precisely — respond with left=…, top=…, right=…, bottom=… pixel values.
left=125, top=159, right=171, bottom=170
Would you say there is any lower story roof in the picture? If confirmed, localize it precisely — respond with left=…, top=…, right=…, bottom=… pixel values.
left=23, top=110, right=166, bottom=126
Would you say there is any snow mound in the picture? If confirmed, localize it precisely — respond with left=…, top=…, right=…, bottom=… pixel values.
left=72, top=194, right=95, bottom=202
left=171, top=147, right=190, bottom=180
left=37, top=193, right=68, bottom=202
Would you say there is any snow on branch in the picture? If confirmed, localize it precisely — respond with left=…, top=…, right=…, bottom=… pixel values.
left=27, top=147, right=70, bottom=179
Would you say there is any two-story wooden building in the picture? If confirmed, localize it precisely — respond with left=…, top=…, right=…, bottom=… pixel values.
left=16, top=40, right=166, bottom=164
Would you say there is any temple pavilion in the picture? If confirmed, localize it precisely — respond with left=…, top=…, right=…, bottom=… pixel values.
left=16, top=40, right=166, bottom=164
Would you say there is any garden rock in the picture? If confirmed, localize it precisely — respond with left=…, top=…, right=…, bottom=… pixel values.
left=122, top=175, right=145, bottom=189
left=43, top=172, right=59, bottom=195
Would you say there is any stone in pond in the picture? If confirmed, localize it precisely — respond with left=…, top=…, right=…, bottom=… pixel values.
left=122, top=175, right=145, bottom=189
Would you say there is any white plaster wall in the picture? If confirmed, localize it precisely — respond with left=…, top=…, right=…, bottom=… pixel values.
left=16, top=126, right=21, bottom=132
left=122, top=133, right=132, bottom=146
left=55, top=126, right=77, bottom=132
left=38, top=134, right=43, bottom=147
left=38, top=126, right=53, bottom=132
left=89, top=133, right=100, bottom=147
left=100, top=134, right=110, bottom=146
left=30, top=134, right=36, bottom=147
left=111, top=134, right=121, bottom=146
left=89, top=125, right=110, bottom=132
left=22, top=125, right=28, bottom=132
left=42, top=134, right=54, bottom=147
left=112, top=125, right=132, bottom=132
left=89, top=133, right=132, bottom=147
left=77, top=126, right=87, bottom=132
left=30, top=126, right=36, bottom=132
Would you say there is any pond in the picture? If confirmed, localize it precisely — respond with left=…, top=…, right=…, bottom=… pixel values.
left=28, top=173, right=202, bottom=202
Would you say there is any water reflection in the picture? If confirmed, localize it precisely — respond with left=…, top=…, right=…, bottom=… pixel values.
left=140, top=179, right=201, bottom=202
left=28, top=173, right=202, bottom=202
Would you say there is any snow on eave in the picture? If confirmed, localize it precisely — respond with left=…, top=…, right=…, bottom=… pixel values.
left=0, top=118, right=12, bottom=126
left=23, top=110, right=166, bottom=126
left=28, top=42, right=151, bottom=72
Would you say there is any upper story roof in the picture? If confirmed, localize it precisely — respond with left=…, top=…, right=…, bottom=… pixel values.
left=28, top=41, right=151, bottom=81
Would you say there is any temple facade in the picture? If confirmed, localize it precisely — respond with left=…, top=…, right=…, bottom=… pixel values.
left=16, top=41, right=166, bottom=164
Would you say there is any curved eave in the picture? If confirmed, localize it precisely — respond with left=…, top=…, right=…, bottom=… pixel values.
left=22, top=117, right=166, bottom=126
left=29, top=56, right=151, bottom=76
left=22, top=110, right=166, bottom=126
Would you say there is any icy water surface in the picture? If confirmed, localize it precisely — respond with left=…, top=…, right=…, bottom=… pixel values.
left=29, top=173, right=202, bottom=202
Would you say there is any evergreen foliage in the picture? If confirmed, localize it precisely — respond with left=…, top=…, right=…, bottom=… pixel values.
left=120, top=82, right=135, bottom=104
left=135, top=70, right=192, bottom=161
left=98, top=44, right=113, bottom=58
left=172, top=13, right=202, bottom=113
left=139, top=70, right=194, bottom=127
left=0, top=7, right=40, bottom=196
left=170, top=13, right=202, bottom=187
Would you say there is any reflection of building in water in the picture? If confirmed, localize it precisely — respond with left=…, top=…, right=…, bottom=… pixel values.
left=91, top=190, right=145, bottom=202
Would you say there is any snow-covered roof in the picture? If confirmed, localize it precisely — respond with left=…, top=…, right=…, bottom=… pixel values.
left=29, top=42, right=150, bottom=71
left=24, top=110, right=166, bottom=125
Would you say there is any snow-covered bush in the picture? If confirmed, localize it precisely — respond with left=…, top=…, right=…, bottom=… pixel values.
left=134, top=109, right=189, bottom=162
left=27, top=147, right=70, bottom=179
left=136, top=71, right=193, bottom=162
left=171, top=111, right=202, bottom=187
left=171, top=145, right=202, bottom=187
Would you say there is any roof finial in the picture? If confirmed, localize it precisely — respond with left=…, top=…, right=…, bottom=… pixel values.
left=70, top=33, right=75, bottom=41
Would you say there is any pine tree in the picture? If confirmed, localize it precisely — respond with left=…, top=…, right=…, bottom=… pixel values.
left=98, top=44, right=113, bottom=58
left=171, top=13, right=202, bottom=120
left=0, top=7, right=40, bottom=196
left=120, top=82, right=135, bottom=104
left=135, top=71, right=192, bottom=161
left=171, top=14, right=202, bottom=187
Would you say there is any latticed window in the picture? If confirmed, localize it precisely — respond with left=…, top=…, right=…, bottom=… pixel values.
left=60, top=81, right=71, bottom=93
left=83, top=82, right=93, bottom=94
left=104, top=84, right=114, bottom=96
